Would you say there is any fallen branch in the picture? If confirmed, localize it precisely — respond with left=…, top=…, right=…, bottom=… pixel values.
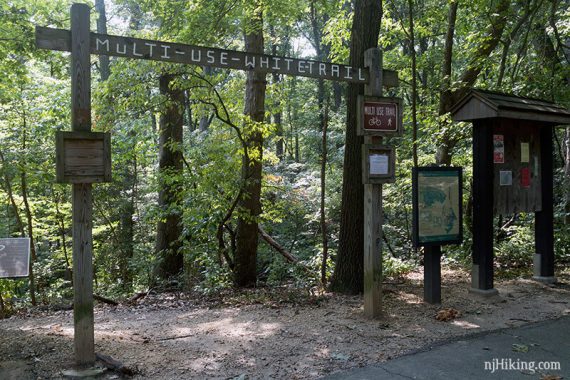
left=128, top=291, right=148, bottom=303
left=258, top=226, right=299, bottom=263
left=157, top=333, right=195, bottom=341
left=94, top=294, right=119, bottom=306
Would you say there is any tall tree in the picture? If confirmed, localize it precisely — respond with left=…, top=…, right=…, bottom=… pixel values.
left=95, top=0, right=110, bottom=81
left=436, top=0, right=510, bottom=165
left=233, top=2, right=266, bottom=287
left=331, top=0, right=382, bottom=294
left=154, top=74, right=185, bottom=280
left=408, top=0, right=419, bottom=167
left=308, top=0, right=332, bottom=285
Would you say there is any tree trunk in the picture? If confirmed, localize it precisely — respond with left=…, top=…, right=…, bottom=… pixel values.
left=234, top=4, right=266, bottom=287
left=95, top=0, right=110, bottom=81
left=119, top=161, right=135, bottom=289
left=19, top=119, right=36, bottom=305
left=409, top=0, right=418, bottom=167
left=564, top=127, right=570, bottom=224
left=20, top=169, right=37, bottom=305
left=331, top=0, right=382, bottom=294
left=54, top=188, right=72, bottom=277
left=438, top=1, right=458, bottom=116
left=309, top=0, right=332, bottom=285
left=154, top=74, right=184, bottom=280
left=320, top=103, right=329, bottom=285
left=198, top=67, right=214, bottom=132
left=268, top=25, right=284, bottom=159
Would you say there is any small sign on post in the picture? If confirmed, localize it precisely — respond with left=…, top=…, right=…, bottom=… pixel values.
left=56, top=131, right=111, bottom=184
left=357, top=96, right=403, bottom=137
left=362, top=145, right=395, bottom=184
left=0, top=238, right=30, bottom=278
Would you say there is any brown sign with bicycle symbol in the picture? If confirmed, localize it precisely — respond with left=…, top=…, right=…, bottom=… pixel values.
left=357, top=96, right=403, bottom=137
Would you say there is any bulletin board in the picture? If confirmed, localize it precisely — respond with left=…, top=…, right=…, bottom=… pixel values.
left=492, top=120, right=542, bottom=215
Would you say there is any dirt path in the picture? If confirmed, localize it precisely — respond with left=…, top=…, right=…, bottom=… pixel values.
left=1, top=268, right=569, bottom=379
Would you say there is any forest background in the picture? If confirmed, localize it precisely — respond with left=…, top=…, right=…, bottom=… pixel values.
left=0, top=0, right=569, bottom=312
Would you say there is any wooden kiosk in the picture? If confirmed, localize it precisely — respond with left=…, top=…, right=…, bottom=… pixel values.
left=450, top=89, right=570, bottom=295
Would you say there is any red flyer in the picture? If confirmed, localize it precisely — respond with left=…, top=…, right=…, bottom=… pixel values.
left=521, top=167, right=531, bottom=188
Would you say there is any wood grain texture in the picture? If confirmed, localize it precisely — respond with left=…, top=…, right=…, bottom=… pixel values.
left=55, top=131, right=111, bottom=183
left=363, top=183, right=383, bottom=318
left=364, top=49, right=383, bottom=97
left=362, top=48, right=383, bottom=318
left=472, top=120, right=495, bottom=291
left=70, top=3, right=95, bottom=366
left=72, top=182, right=94, bottom=365
left=71, top=5, right=91, bottom=131
left=493, top=120, right=542, bottom=215
left=424, top=246, right=442, bottom=304
left=35, top=26, right=400, bottom=86
left=535, top=126, right=554, bottom=277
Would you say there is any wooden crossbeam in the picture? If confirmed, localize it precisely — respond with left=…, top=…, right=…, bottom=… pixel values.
left=36, top=26, right=398, bottom=86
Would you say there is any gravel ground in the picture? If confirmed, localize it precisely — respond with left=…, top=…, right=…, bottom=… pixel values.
left=1, top=267, right=569, bottom=379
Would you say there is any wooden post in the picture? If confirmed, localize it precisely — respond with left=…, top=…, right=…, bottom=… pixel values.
left=470, top=120, right=498, bottom=296
left=363, top=48, right=383, bottom=318
left=534, top=125, right=556, bottom=283
left=71, top=3, right=95, bottom=366
left=424, top=246, right=442, bottom=304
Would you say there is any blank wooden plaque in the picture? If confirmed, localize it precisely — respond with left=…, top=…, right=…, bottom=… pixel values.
left=56, top=131, right=111, bottom=183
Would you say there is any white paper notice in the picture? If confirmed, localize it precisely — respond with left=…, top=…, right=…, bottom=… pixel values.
left=370, top=154, right=389, bottom=175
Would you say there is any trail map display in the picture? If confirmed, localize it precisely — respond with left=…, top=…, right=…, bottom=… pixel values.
left=413, top=167, right=463, bottom=246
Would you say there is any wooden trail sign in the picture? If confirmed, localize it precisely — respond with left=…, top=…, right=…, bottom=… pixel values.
left=56, top=131, right=111, bottom=183
left=36, top=5, right=402, bottom=366
left=357, top=96, right=403, bottom=136
left=35, top=26, right=398, bottom=86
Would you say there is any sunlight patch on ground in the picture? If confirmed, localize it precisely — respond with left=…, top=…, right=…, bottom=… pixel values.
left=451, top=320, right=480, bottom=329
left=198, top=318, right=281, bottom=339
left=395, top=291, right=424, bottom=304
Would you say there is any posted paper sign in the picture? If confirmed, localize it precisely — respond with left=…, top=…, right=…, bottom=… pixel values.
left=521, top=142, right=530, bottom=163
left=0, top=238, right=30, bottom=278
left=494, top=135, right=504, bottom=163
left=499, top=170, right=512, bottom=186
left=370, top=154, right=389, bottom=175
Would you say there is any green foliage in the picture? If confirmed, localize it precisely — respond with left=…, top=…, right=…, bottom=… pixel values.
left=0, top=0, right=568, bottom=309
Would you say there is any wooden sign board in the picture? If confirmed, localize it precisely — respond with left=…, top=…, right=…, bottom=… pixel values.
left=36, top=26, right=399, bottom=87
left=56, top=131, right=111, bottom=183
left=0, top=238, right=30, bottom=278
left=412, top=167, right=463, bottom=247
left=362, top=145, right=395, bottom=184
left=357, top=96, right=403, bottom=136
